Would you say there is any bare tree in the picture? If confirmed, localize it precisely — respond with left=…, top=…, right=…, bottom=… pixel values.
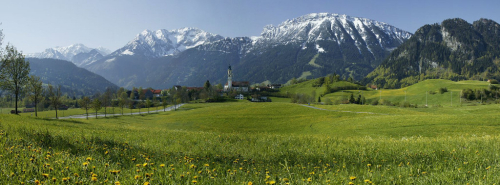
left=0, top=45, right=30, bottom=114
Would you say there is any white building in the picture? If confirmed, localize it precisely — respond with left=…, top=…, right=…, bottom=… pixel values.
left=235, top=94, right=244, bottom=100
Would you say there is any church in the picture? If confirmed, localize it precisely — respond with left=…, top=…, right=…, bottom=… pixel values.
left=223, top=65, right=249, bottom=92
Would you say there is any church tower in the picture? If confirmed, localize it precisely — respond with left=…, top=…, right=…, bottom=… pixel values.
left=227, top=65, right=233, bottom=90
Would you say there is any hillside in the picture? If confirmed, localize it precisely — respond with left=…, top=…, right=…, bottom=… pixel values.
left=323, top=79, right=493, bottom=106
left=86, top=13, right=411, bottom=88
left=28, top=58, right=118, bottom=96
left=279, top=78, right=364, bottom=98
left=365, top=18, right=500, bottom=88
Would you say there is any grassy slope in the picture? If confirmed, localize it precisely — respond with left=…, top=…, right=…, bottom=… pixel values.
left=280, top=80, right=361, bottom=99
left=322, top=79, right=491, bottom=106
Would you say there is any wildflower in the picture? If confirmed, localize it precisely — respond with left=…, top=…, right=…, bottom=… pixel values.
left=86, top=157, right=92, bottom=161
left=367, top=164, right=371, bottom=167
left=134, top=175, right=141, bottom=179
left=283, top=178, right=289, bottom=182
left=349, top=182, right=354, bottom=185
left=42, top=173, right=49, bottom=178
left=204, top=164, right=209, bottom=167
left=191, top=180, right=197, bottom=184
left=248, top=182, right=253, bottom=185
left=115, top=182, right=120, bottom=185
left=35, top=180, right=40, bottom=185
left=268, top=181, right=276, bottom=185
left=350, top=176, right=357, bottom=180
left=92, top=177, right=97, bottom=181
left=143, top=163, right=148, bottom=167
left=193, top=176, right=198, bottom=179
left=364, top=179, right=372, bottom=183
left=74, top=173, right=79, bottom=177
left=180, top=174, right=185, bottom=178
left=62, top=178, right=68, bottom=182
left=52, top=178, right=57, bottom=182
left=160, top=164, right=165, bottom=167
left=83, top=162, right=89, bottom=166
left=144, top=182, right=150, bottom=185
left=307, top=178, right=312, bottom=182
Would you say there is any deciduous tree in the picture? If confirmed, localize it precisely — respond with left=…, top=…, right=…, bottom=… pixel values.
left=47, top=84, right=62, bottom=119
left=0, top=45, right=30, bottom=114
left=27, top=75, right=43, bottom=117
left=80, top=96, right=91, bottom=119
left=92, top=98, right=102, bottom=119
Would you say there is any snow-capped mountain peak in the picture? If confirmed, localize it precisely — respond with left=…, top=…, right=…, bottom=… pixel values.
left=112, top=27, right=224, bottom=58
left=257, top=13, right=412, bottom=49
left=27, top=44, right=110, bottom=66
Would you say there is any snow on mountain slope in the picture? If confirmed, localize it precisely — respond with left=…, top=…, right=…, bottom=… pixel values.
left=27, top=44, right=110, bottom=66
left=255, top=13, right=412, bottom=51
left=109, top=27, right=224, bottom=58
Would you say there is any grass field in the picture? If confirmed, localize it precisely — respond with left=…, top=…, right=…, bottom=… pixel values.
left=1, top=101, right=500, bottom=184
left=319, top=79, right=493, bottom=106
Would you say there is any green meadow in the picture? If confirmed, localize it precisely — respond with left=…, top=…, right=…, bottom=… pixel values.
left=1, top=99, right=500, bottom=184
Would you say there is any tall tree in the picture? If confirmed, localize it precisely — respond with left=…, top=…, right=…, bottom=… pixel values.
left=92, top=98, right=102, bottom=119
left=27, top=75, right=43, bottom=117
left=204, top=80, right=211, bottom=91
left=47, top=84, right=62, bottom=119
left=0, top=45, right=30, bottom=114
left=80, top=96, right=91, bottom=120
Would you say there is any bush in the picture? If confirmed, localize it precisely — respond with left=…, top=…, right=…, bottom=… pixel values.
left=429, top=91, right=436, bottom=95
left=439, top=87, right=448, bottom=94
left=489, top=79, right=499, bottom=84
left=371, top=99, right=379, bottom=105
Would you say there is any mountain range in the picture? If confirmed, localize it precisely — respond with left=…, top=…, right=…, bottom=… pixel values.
left=28, top=58, right=118, bottom=96
left=27, top=44, right=110, bottom=67
left=365, top=18, right=500, bottom=88
left=27, top=13, right=500, bottom=91
left=81, top=13, right=411, bottom=88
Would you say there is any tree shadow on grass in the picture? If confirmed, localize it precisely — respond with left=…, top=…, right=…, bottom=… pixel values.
left=42, top=118, right=87, bottom=124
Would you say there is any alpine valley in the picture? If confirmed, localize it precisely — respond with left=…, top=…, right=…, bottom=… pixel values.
left=80, top=13, right=412, bottom=89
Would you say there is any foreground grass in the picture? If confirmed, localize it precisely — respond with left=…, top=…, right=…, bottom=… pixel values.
left=1, top=102, right=500, bottom=184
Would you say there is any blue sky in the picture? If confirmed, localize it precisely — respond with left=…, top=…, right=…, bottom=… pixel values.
left=1, top=0, right=498, bottom=53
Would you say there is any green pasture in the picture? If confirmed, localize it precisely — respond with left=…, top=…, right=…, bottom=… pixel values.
left=1, top=101, right=500, bottom=184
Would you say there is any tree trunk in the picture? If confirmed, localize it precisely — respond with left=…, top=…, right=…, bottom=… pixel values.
left=86, top=109, right=88, bottom=120
left=55, top=106, right=58, bottom=119
left=15, top=91, right=18, bottom=115
left=95, top=110, right=98, bottom=119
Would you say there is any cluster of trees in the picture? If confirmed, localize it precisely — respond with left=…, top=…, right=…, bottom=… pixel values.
left=461, top=86, right=500, bottom=102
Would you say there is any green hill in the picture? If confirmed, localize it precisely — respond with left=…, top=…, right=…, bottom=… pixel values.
left=280, top=78, right=364, bottom=99
left=324, top=79, right=493, bottom=106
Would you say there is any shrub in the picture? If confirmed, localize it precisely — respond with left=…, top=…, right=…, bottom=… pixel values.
left=439, top=87, right=448, bottom=94
left=371, top=99, right=379, bottom=105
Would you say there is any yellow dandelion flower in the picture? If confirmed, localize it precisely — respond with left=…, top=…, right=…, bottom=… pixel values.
left=83, top=162, right=89, bottom=166
left=160, top=164, right=165, bottom=167
left=349, top=182, right=354, bottom=185
left=192, top=180, right=197, bottom=184
left=134, top=175, right=141, bottom=179
left=115, top=181, right=120, bottom=185
left=248, top=182, right=253, bottom=185
left=193, top=176, right=198, bottom=179
left=269, top=180, right=276, bottom=185
left=144, top=182, right=150, bottom=185
left=52, top=178, right=57, bottom=182
left=74, top=173, right=79, bottom=177
left=349, top=176, right=357, bottom=180
left=62, top=178, right=68, bottom=182
left=367, top=164, right=371, bottom=167
left=86, top=157, right=92, bottom=161
left=143, top=163, right=148, bottom=167
left=283, top=178, right=289, bottom=182
left=42, top=173, right=49, bottom=178
left=180, top=174, right=185, bottom=178
left=204, top=164, right=209, bottom=167
left=307, top=178, right=312, bottom=182
left=35, top=180, right=40, bottom=185
left=91, top=177, right=97, bottom=181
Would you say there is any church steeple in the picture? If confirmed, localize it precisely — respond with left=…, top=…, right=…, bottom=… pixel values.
left=227, top=65, right=233, bottom=90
